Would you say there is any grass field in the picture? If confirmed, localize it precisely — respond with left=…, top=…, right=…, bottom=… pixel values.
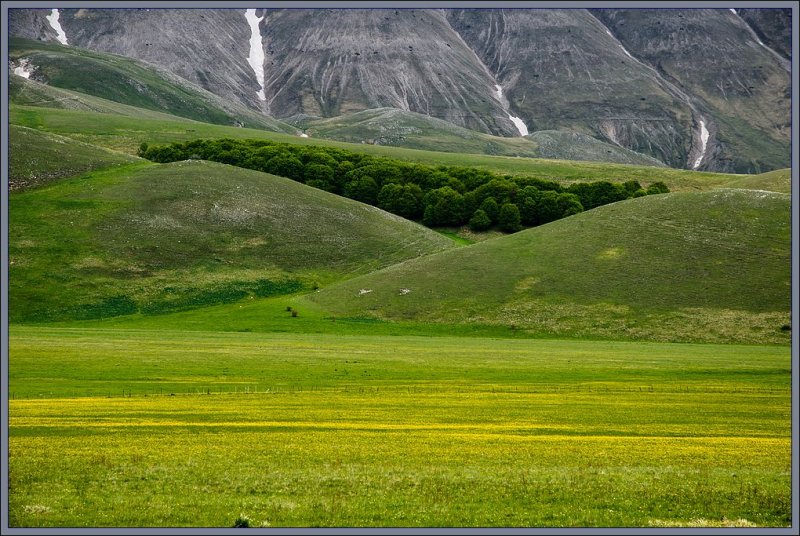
left=7, top=327, right=792, bottom=528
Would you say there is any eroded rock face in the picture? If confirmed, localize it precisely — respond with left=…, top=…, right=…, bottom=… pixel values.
left=445, top=9, right=698, bottom=169
left=257, top=9, right=516, bottom=135
left=8, top=8, right=59, bottom=41
left=8, top=7, right=790, bottom=172
left=42, top=9, right=264, bottom=111
left=590, top=8, right=790, bottom=173
left=735, top=8, right=792, bottom=61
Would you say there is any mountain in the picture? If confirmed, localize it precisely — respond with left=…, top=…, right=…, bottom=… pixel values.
left=444, top=9, right=695, bottom=169
left=8, top=7, right=791, bottom=172
left=304, top=189, right=791, bottom=345
left=735, top=8, right=792, bottom=60
left=590, top=9, right=790, bottom=174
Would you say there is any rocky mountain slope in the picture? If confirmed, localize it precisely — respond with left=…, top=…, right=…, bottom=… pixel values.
left=590, top=8, right=790, bottom=173
left=9, top=7, right=791, bottom=173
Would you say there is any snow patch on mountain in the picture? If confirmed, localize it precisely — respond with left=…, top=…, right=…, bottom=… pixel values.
left=13, top=58, right=34, bottom=78
left=605, top=28, right=633, bottom=59
left=494, top=84, right=528, bottom=136
left=46, top=9, right=68, bottom=45
left=692, top=119, right=709, bottom=169
left=245, top=9, right=266, bottom=101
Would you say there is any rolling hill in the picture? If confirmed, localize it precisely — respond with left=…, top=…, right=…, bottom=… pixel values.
left=724, top=168, right=792, bottom=194
left=8, top=124, right=141, bottom=191
left=8, top=160, right=454, bottom=323
left=304, top=189, right=791, bottom=344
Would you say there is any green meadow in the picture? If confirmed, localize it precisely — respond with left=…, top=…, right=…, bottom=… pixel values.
left=6, top=44, right=794, bottom=528
left=8, top=327, right=792, bottom=527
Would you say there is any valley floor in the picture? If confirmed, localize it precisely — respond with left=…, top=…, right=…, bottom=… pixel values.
left=7, top=326, right=792, bottom=528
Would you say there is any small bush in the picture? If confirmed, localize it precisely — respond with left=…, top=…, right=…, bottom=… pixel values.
left=233, top=513, right=251, bottom=528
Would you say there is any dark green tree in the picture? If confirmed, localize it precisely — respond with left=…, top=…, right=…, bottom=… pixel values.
left=266, top=154, right=304, bottom=181
left=498, top=203, right=521, bottom=232
left=422, top=186, right=466, bottom=227
left=557, top=192, right=584, bottom=217
left=479, top=197, right=500, bottom=223
left=622, top=180, right=643, bottom=196
left=377, top=183, right=423, bottom=219
left=344, top=176, right=380, bottom=205
left=646, top=181, right=670, bottom=194
left=469, top=209, right=492, bottom=231
left=304, top=163, right=335, bottom=188
left=536, top=190, right=562, bottom=224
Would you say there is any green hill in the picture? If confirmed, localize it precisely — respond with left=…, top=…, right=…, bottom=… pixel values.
left=9, top=37, right=297, bottom=133
left=304, top=189, right=791, bottom=344
left=724, top=168, right=791, bottom=194
left=525, top=130, right=667, bottom=167
left=8, top=160, right=454, bottom=323
left=8, top=124, right=141, bottom=191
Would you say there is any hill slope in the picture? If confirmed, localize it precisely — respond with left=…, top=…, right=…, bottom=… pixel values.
left=8, top=161, right=454, bottom=323
left=304, top=190, right=791, bottom=344
left=8, top=124, right=141, bottom=191
left=295, top=108, right=666, bottom=166
left=9, top=37, right=297, bottom=133
left=724, top=169, right=791, bottom=194
left=524, top=130, right=666, bottom=167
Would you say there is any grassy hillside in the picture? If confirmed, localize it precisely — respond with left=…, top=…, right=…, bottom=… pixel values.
left=8, top=124, right=141, bottom=191
left=8, top=161, right=453, bottom=323
left=296, top=107, right=542, bottom=157
left=10, top=104, right=748, bottom=192
left=305, top=189, right=791, bottom=344
left=9, top=38, right=296, bottom=133
left=296, top=108, right=665, bottom=167
left=9, top=74, right=231, bottom=121
left=526, top=130, right=666, bottom=167
left=724, top=168, right=791, bottom=194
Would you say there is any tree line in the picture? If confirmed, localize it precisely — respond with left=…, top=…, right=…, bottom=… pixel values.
left=139, top=138, right=669, bottom=233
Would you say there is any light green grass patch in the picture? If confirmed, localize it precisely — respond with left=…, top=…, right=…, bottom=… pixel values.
left=7, top=327, right=792, bottom=527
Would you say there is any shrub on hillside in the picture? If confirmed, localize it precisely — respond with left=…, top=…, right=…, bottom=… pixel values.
left=498, top=203, right=521, bottom=233
left=469, top=208, right=492, bottom=231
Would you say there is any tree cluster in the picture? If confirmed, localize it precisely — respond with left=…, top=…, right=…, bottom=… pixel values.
left=139, top=139, right=669, bottom=233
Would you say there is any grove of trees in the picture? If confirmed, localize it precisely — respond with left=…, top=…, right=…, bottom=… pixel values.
left=139, top=139, right=669, bottom=233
